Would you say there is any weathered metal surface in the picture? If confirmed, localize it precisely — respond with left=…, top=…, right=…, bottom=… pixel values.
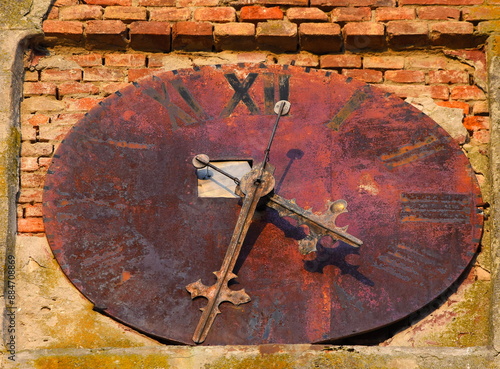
left=43, top=64, right=483, bottom=345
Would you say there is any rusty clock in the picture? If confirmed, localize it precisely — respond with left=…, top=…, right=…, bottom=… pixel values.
left=43, top=64, right=483, bottom=345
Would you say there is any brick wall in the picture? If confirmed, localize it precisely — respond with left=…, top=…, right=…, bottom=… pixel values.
left=18, top=0, right=493, bottom=347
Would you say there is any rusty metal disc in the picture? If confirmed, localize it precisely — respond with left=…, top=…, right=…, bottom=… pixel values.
left=43, top=64, right=483, bottom=345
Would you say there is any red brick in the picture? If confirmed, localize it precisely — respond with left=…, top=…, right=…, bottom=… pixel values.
left=18, top=218, right=45, bottom=233
left=331, top=7, right=371, bottom=22
left=472, top=129, right=489, bottom=144
left=105, top=54, right=147, bottom=67
left=299, top=23, right=342, bottom=53
left=147, top=55, right=166, bottom=67
left=18, top=189, right=43, bottom=204
left=69, top=54, right=103, bottom=66
left=236, top=52, right=268, bottom=63
left=430, top=21, right=474, bottom=34
left=25, top=71, right=39, bottom=82
left=451, top=85, right=486, bottom=100
left=39, top=124, right=73, bottom=141
left=83, top=68, right=125, bottom=81
left=379, top=84, right=449, bottom=99
left=451, top=85, right=487, bottom=100
left=129, top=21, right=171, bottom=51
left=386, top=21, right=429, bottom=49
left=363, top=55, right=405, bottom=69
left=472, top=100, right=488, bottom=114
left=417, top=6, right=461, bottom=20
left=51, top=112, right=86, bottom=124
left=20, top=157, right=40, bottom=172
left=194, top=7, right=236, bottom=22
left=478, top=20, right=500, bottom=33
left=27, top=114, right=50, bottom=126
left=41, top=69, right=82, bottom=81
left=21, top=172, right=45, bottom=188
left=83, top=0, right=132, bottom=5
left=149, top=8, right=191, bottom=21
left=47, top=6, right=59, bottom=19
left=463, top=6, right=500, bottom=20
left=58, top=82, right=100, bottom=96
left=240, top=6, right=283, bottom=23
left=344, top=22, right=386, bottom=50
left=463, top=116, right=490, bottom=130
left=24, top=82, right=57, bottom=96
left=320, top=54, right=362, bottom=69
left=177, top=0, right=218, bottom=6
left=436, top=100, right=470, bottom=114
left=428, top=70, right=469, bottom=84
left=138, top=0, right=175, bottom=4
left=38, top=158, right=54, bottom=169
left=400, top=0, right=481, bottom=4
left=375, top=7, right=415, bottom=21
left=405, top=55, right=448, bottom=69
left=256, top=21, right=298, bottom=52
left=63, top=96, right=104, bottom=111
left=311, top=0, right=389, bottom=6
left=287, top=8, right=328, bottom=23
left=21, top=125, right=37, bottom=141
left=214, top=23, right=256, bottom=51
left=342, top=69, right=383, bottom=83
left=25, top=204, right=44, bottom=218
left=258, top=0, right=308, bottom=5
left=101, top=82, right=131, bottom=95
left=275, top=54, right=320, bottom=67
left=85, top=19, right=126, bottom=34
left=42, top=20, right=83, bottom=39
left=128, top=68, right=164, bottom=82
left=385, top=70, right=425, bottom=83
left=59, top=5, right=103, bottom=20
left=21, top=142, right=54, bottom=157
left=22, top=96, right=65, bottom=113
left=104, top=6, right=147, bottom=21
left=54, top=0, right=79, bottom=5
left=172, top=22, right=213, bottom=51
left=85, top=20, right=128, bottom=49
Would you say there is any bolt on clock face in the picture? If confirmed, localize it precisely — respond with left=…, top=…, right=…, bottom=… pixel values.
left=43, top=64, right=483, bottom=345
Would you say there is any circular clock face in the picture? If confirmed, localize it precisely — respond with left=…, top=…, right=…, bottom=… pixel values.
left=43, top=64, right=483, bottom=345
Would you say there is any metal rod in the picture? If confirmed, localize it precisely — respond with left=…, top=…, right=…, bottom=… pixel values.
left=194, top=156, right=241, bottom=185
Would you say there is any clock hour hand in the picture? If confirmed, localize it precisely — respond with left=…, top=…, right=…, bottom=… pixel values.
left=265, top=194, right=363, bottom=254
left=186, top=163, right=275, bottom=344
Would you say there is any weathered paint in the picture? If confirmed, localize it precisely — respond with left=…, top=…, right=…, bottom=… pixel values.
left=42, top=64, right=483, bottom=345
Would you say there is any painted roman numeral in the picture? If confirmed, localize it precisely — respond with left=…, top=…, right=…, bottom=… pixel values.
left=373, top=243, right=446, bottom=282
left=400, top=193, right=470, bottom=223
left=139, top=76, right=209, bottom=131
left=326, top=85, right=371, bottom=131
left=221, top=73, right=291, bottom=118
left=333, top=283, right=365, bottom=312
left=379, top=134, right=450, bottom=169
left=220, top=73, right=260, bottom=118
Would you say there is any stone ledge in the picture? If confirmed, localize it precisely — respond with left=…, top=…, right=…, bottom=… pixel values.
left=12, top=345, right=499, bottom=368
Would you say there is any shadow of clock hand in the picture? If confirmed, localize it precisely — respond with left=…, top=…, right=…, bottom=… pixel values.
left=275, top=149, right=304, bottom=193
left=304, top=241, right=374, bottom=287
left=265, top=207, right=374, bottom=287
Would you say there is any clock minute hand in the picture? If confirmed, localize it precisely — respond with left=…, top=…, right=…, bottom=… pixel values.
left=191, top=157, right=363, bottom=250
left=266, top=194, right=363, bottom=250
left=186, top=101, right=288, bottom=344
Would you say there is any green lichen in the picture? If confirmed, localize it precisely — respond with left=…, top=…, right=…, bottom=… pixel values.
left=422, top=279, right=490, bottom=347
left=206, top=353, right=294, bottom=369
left=33, top=353, right=171, bottom=369
left=16, top=237, right=157, bottom=351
